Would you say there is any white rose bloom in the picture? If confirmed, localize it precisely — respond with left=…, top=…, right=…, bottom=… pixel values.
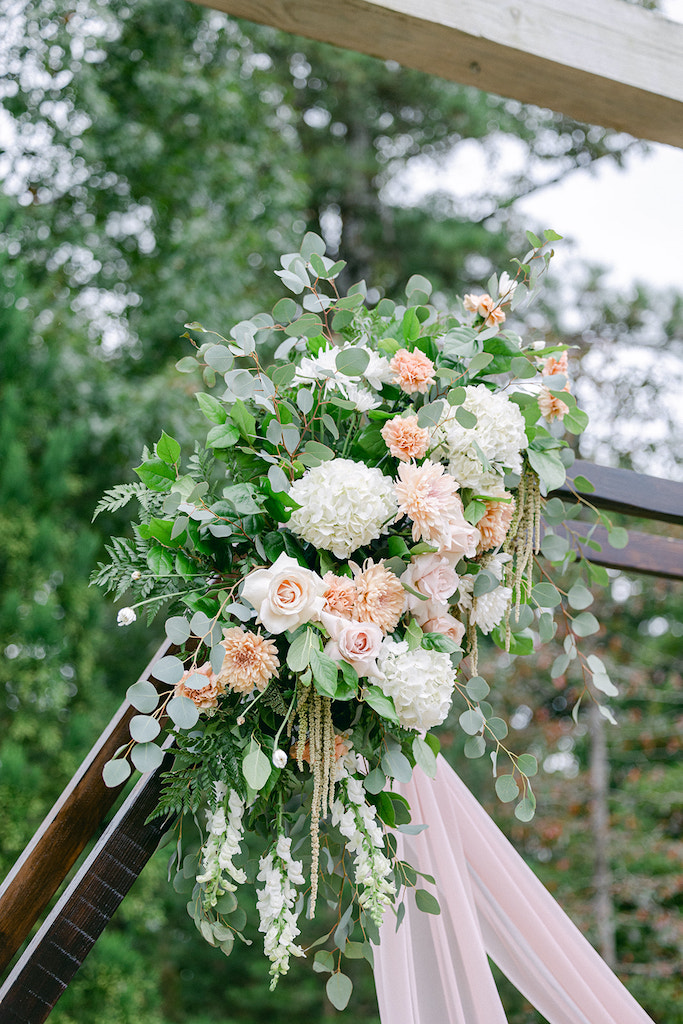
left=117, top=607, right=137, bottom=626
left=377, top=639, right=456, bottom=732
left=433, top=384, right=527, bottom=491
left=241, top=552, right=325, bottom=634
left=288, top=459, right=397, bottom=558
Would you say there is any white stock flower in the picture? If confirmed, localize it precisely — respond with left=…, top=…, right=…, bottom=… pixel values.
left=241, top=552, right=325, bottom=634
left=331, top=777, right=395, bottom=925
left=433, top=384, right=527, bottom=491
left=196, top=788, right=247, bottom=908
left=288, top=459, right=397, bottom=558
left=256, top=835, right=305, bottom=989
left=117, top=607, right=136, bottom=626
left=377, top=639, right=456, bottom=731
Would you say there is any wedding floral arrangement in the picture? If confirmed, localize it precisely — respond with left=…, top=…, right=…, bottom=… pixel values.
left=92, top=229, right=620, bottom=1009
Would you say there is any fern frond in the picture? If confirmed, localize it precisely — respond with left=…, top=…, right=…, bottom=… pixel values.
left=92, top=483, right=149, bottom=521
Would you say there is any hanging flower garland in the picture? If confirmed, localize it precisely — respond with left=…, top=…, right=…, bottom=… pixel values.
left=93, top=229, right=620, bottom=1010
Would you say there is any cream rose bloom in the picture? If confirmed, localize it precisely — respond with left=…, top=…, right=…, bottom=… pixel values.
left=402, top=553, right=459, bottom=613
left=241, top=553, right=325, bottom=634
left=322, top=612, right=383, bottom=678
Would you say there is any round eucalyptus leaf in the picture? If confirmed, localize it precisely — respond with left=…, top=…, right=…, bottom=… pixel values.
left=167, top=695, right=200, bottom=730
left=464, top=735, right=486, bottom=759
left=151, top=655, right=185, bottom=686
left=164, top=616, right=191, bottom=644
left=126, top=680, right=160, bottom=713
left=465, top=676, right=490, bottom=701
left=129, top=714, right=161, bottom=744
left=131, top=741, right=165, bottom=774
left=326, top=972, right=353, bottom=1012
left=102, top=758, right=132, bottom=788
left=495, top=774, right=519, bottom=803
left=459, top=709, right=485, bottom=735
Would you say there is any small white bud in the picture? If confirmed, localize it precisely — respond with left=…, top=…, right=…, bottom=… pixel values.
left=131, top=570, right=142, bottom=581
left=236, top=715, right=245, bottom=726
left=272, top=748, right=288, bottom=769
left=117, top=607, right=137, bottom=626
left=498, top=271, right=518, bottom=299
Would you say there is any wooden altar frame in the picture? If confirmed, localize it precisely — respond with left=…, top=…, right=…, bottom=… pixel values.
left=2, top=1, right=683, bottom=1018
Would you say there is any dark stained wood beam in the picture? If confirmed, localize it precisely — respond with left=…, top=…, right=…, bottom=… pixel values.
left=189, top=0, right=683, bottom=149
left=0, top=750, right=175, bottom=1024
left=561, top=460, right=683, bottom=525
left=563, top=525, right=683, bottom=581
left=0, top=641, right=170, bottom=976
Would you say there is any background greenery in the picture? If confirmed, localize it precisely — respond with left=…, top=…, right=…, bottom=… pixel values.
left=1, top=0, right=681, bottom=1020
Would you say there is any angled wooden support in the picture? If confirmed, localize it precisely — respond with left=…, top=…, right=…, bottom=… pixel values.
left=190, top=0, right=683, bottom=148
left=0, top=640, right=170, bottom=977
left=0, top=749, right=175, bottom=1024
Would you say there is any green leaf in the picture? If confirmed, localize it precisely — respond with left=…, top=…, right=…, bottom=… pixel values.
left=412, top=736, right=437, bottom=779
left=459, top=708, right=484, bottom=735
left=495, top=774, right=519, bottom=803
left=532, top=582, right=562, bottom=608
left=134, top=459, right=176, bottom=492
left=510, top=355, right=537, bottom=379
left=455, top=406, right=477, bottom=429
left=526, top=230, right=542, bottom=247
left=205, top=344, right=234, bottom=373
left=129, top=714, right=161, bottom=744
left=465, top=676, right=490, bottom=701
left=572, top=611, right=600, bottom=637
left=468, top=351, right=494, bottom=374
left=608, top=526, right=629, bottom=549
left=166, top=695, right=200, bottom=729
left=363, top=685, right=400, bottom=725
left=272, top=297, right=298, bottom=324
left=540, top=533, right=570, bottom=562
left=127, top=680, right=161, bottom=713
left=336, top=347, right=369, bottom=375
left=404, top=617, right=423, bottom=650
left=326, top=973, right=353, bottom=1012
left=516, top=753, right=538, bottom=778
left=473, top=569, right=498, bottom=597
left=568, top=583, right=593, bottom=610
left=572, top=474, right=595, bottom=493
left=176, top=355, right=198, bottom=373
left=131, top=742, right=165, bottom=773
left=515, top=793, right=536, bottom=822
left=242, top=746, right=271, bottom=791
left=165, top=615, right=191, bottom=644
left=310, top=647, right=341, bottom=699
left=103, top=758, right=132, bottom=788
left=363, top=768, right=386, bottom=794
left=414, top=889, right=440, bottom=915
left=464, top=736, right=486, bottom=759
left=313, top=950, right=334, bottom=974
left=287, top=627, right=319, bottom=672
left=487, top=717, right=509, bottom=740
left=381, top=748, right=413, bottom=784
left=148, top=546, right=174, bottom=577
left=527, top=449, right=566, bottom=492
left=538, top=611, right=556, bottom=643
left=544, top=228, right=563, bottom=242
left=563, top=405, right=589, bottom=434
left=508, top=604, right=534, bottom=631
left=157, top=431, right=181, bottom=465
left=206, top=423, right=240, bottom=449
left=196, top=392, right=227, bottom=424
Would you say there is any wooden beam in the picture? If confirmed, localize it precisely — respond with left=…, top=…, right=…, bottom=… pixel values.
left=0, top=640, right=170, bottom=976
left=564, top=525, right=683, bottom=581
left=0, top=750, right=174, bottom=1024
left=190, top=0, right=683, bottom=148
left=561, top=461, right=683, bottom=525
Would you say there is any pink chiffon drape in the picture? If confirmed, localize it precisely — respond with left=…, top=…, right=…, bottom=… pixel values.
left=374, top=756, right=655, bottom=1024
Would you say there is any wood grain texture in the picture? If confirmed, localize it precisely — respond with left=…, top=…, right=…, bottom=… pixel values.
left=561, top=461, right=683, bottom=525
left=189, top=0, right=683, bottom=147
left=0, top=640, right=170, bottom=976
left=559, top=525, right=683, bottom=580
left=0, top=749, right=175, bottom=1023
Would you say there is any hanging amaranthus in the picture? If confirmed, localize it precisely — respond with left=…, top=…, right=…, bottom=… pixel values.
left=503, top=463, right=542, bottom=648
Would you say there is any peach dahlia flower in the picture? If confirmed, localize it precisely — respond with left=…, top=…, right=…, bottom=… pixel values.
left=174, top=662, right=226, bottom=712
left=218, top=627, right=280, bottom=694
left=353, top=560, right=405, bottom=634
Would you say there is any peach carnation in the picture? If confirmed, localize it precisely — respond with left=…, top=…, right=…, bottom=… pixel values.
left=174, top=662, right=225, bottom=712
left=477, top=491, right=516, bottom=551
left=218, top=627, right=280, bottom=694
left=294, top=733, right=350, bottom=766
left=353, top=560, right=405, bottom=634
left=463, top=293, right=505, bottom=328
left=389, top=348, right=436, bottom=395
left=538, top=386, right=570, bottom=422
left=381, top=415, right=430, bottom=462
left=543, top=351, right=568, bottom=376
left=394, top=460, right=461, bottom=544
left=322, top=572, right=358, bottom=620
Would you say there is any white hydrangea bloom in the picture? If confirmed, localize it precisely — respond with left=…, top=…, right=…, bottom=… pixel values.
left=288, top=459, right=397, bottom=558
left=256, top=835, right=306, bottom=989
left=196, top=786, right=247, bottom=908
left=457, top=552, right=512, bottom=635
left=331, top=777, right=395, bottom=925
left=377, top=640, right=456, bottom=731
left=433, top=384, right=527, bottom=491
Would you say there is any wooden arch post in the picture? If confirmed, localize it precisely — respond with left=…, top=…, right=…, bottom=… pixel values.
left=2, top=0, right=683, bottom=1019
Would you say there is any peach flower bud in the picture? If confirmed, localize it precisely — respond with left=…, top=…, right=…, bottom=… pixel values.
left=381, top=415, right=430, bottom=462
left=463, top=293, right=505, bottom=327
left=543, top=351, right=568, bottom=376
left=538, top=386, right=570, bottom=422
left=389, top=348, right=436, bottom=395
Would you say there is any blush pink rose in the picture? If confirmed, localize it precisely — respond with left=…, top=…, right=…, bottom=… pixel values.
left=322, top=612, right=383, bottom=679
left=403, top=554, right=459, bottom=616
left=241, top=552, right=325, bottom=634
left=422, top=610, right=466, bottom=646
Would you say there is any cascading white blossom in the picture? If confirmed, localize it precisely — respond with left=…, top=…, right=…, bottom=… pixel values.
left=377, top=639, right=456, bottom=732
left=432, top=384, right=527, bottom=491
left=196, top=783, right=248, bottom=908
left=331, top=776, right=396, bottom=926
left=288, top=459, right=397, bottom=558
left=256, top=834, right=306, bottom=989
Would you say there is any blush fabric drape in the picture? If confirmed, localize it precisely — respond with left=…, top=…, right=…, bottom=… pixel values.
left=374, top=756, right=654, bottom=1024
